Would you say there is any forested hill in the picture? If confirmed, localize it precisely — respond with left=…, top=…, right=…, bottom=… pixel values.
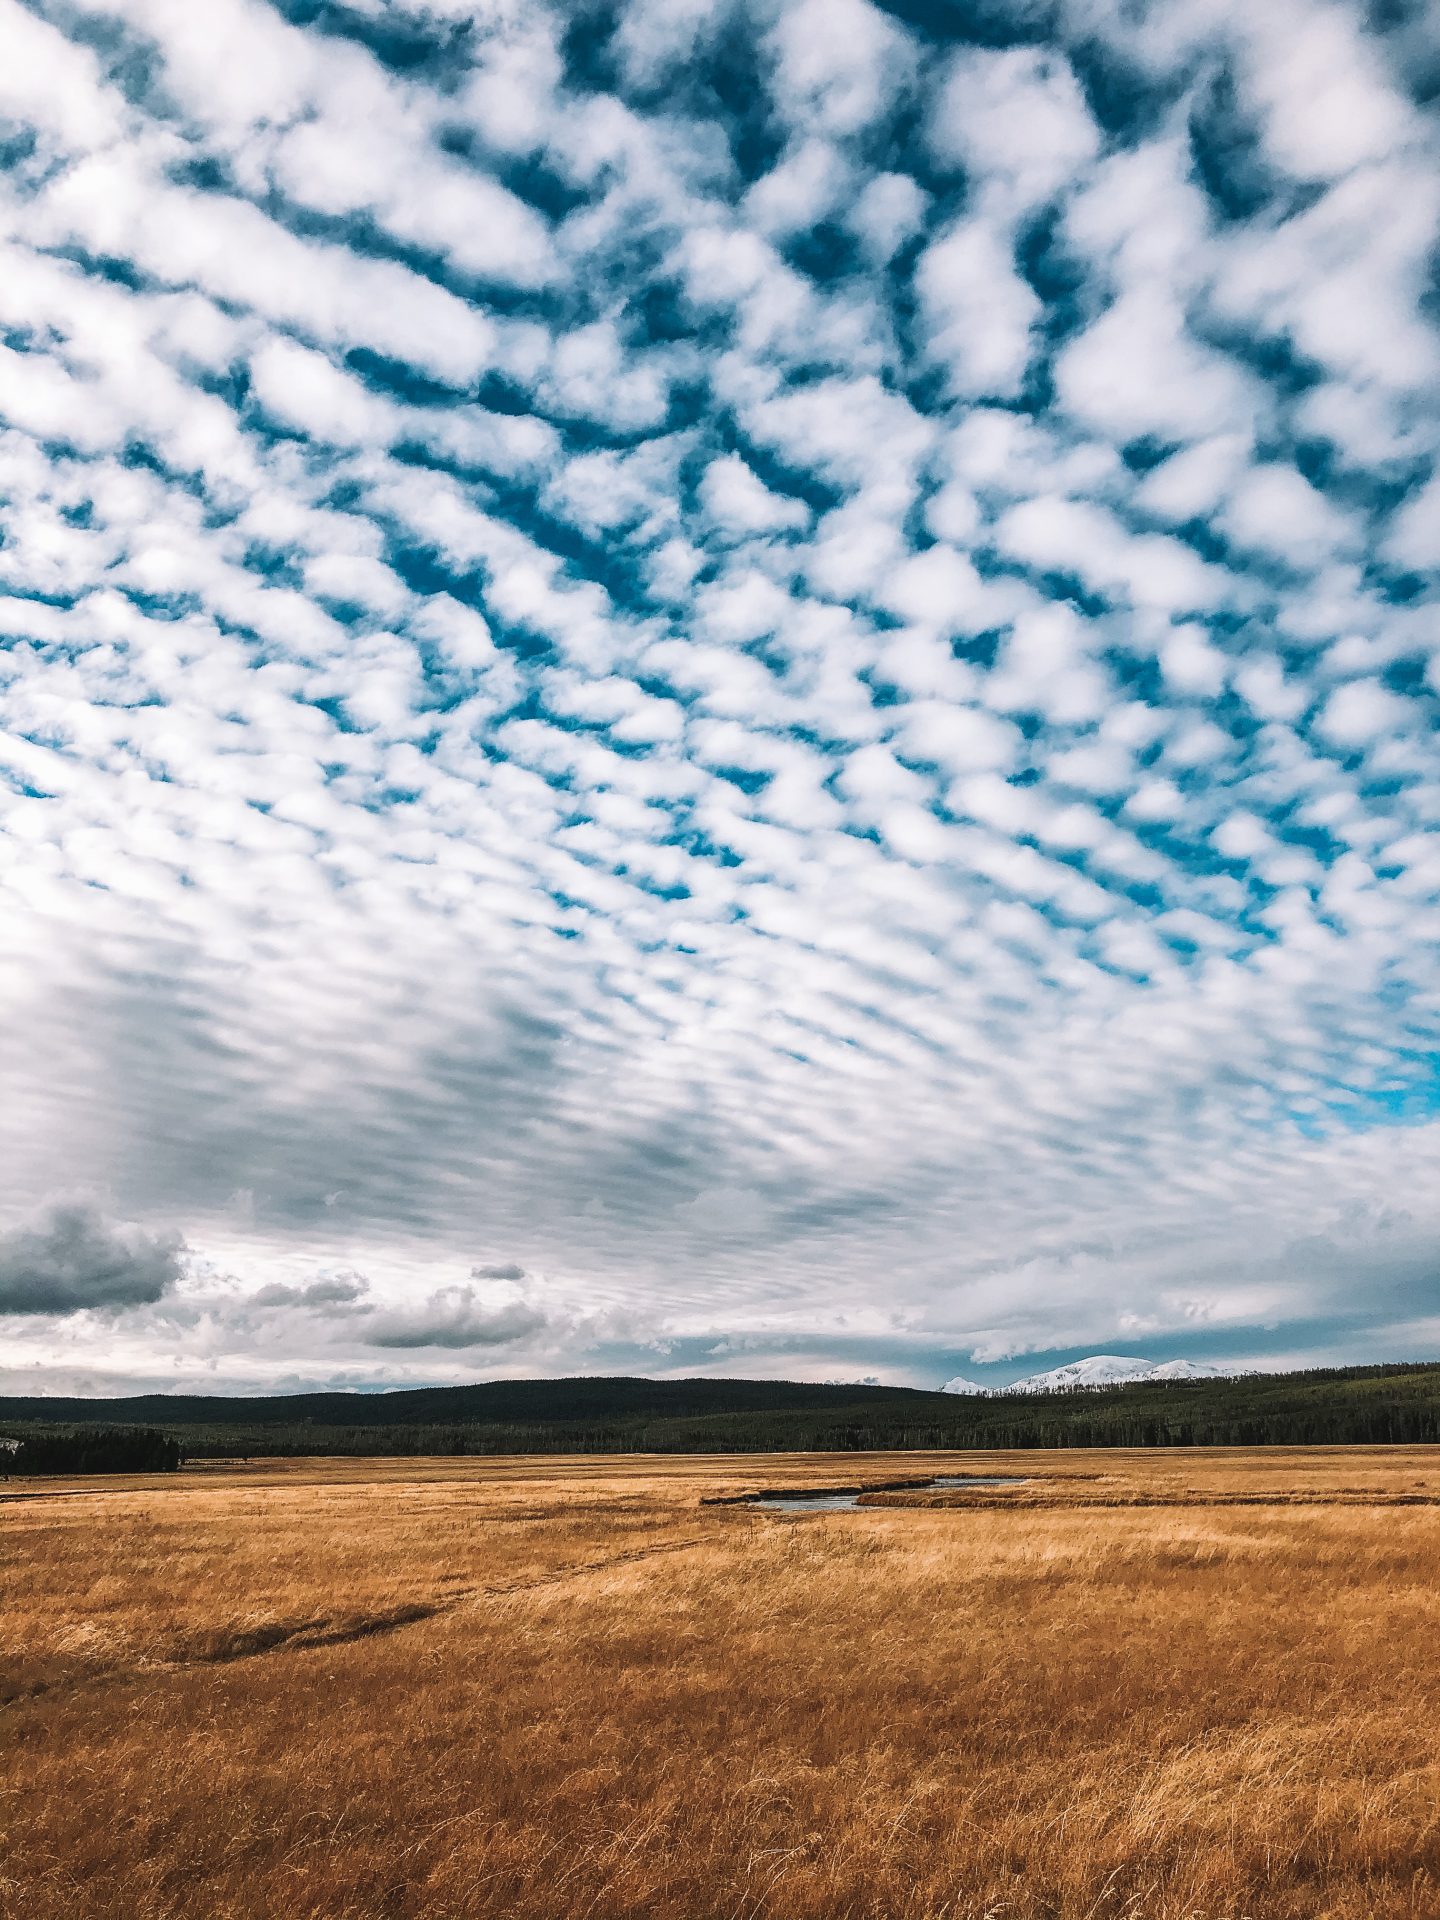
left=8, top=1364, right=1440, bottom=1456
left=0, top=1375, right=940, bottom=1429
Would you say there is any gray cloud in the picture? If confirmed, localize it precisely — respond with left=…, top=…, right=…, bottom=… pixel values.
left=0, top=1204, right=184, bottom=1316
left=472, top=1262, right=526, bottom=1282
left=250, top=1272, right=370, bottom=1310
left=365, top=1284, right=551, bottom=1350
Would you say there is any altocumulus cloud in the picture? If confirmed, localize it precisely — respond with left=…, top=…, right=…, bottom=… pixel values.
left=0, top=0, right=1439, bottom=1394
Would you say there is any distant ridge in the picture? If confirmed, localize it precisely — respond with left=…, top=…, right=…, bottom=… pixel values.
left=0, top=1375, right=942, bottom=1429
left=7, top=1364, right=1440, bottom=1454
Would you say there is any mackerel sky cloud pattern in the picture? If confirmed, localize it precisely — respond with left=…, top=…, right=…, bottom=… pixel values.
left=1, top=0, right=1439, bottom=1393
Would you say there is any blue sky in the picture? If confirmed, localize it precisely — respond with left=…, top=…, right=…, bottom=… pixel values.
left=1, top=0, right=1439, bottom=1395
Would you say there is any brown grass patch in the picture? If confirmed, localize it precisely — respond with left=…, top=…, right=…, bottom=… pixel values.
left=6, top=1447, right=1440, bottom=1917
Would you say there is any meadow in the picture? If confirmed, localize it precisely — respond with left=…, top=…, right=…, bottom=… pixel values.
left=7, top=1447, right=1440, bottom=1919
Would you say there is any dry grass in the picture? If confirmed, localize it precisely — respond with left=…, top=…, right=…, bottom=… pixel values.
left=7, top=1448, right=1440, bottom=1919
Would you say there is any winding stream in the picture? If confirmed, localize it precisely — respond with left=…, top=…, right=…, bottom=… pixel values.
left=747, top=1473, right=1027, bottom=1513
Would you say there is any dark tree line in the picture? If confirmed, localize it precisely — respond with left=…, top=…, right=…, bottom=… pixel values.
left=130, top=1374, right=1440, bottom=1458
left=2, top=1427, right=182, bottom=1476
left=10, top=1366, right=1440, bottom=1461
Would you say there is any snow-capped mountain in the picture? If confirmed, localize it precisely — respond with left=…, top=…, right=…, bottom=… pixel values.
left=940, top=1356, right=1229, bottom=1396
left=1010, top=1356, right=1191, bottom=1392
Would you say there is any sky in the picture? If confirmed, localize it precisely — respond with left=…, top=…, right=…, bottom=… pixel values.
left=1, top=0, right=1439, bottom=1398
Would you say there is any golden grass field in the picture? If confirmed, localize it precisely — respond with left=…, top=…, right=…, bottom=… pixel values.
left=8, top=1447, right=1440, bottom=1919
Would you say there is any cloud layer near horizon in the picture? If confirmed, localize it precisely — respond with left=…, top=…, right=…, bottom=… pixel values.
left=2, top=0, right=1439, bottom=1394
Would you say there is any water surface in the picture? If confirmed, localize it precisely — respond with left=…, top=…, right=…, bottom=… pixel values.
left=748, top=1473, right=1027, bottom=1513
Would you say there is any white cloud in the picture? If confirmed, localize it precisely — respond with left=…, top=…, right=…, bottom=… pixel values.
left=1238, top=1, right=1413, bottom=184
left=1055, top=289, right=1258, bottom=443
left=0, top=0, right=124, bottom=152
left=929, top=46, right=1099, bottom=220
left=878, top=544, right=990, bottom=633
left=1137, top=436, right=1252, bottom=524
left=766, top=0, right=915, bottom=138
left=698, top=455, right=809, bottom=538
left=744, top=140, right=849, bottom=238
left=845, top=171, right=928, bottom=264
left=249, top=338, right=394, bottom=446
left=1314, top=679, right=1416, bottom=748
left=915, top=218, right=1040, bottom=399
left=272, top=118, right=555, bottom=288
left=1384, top=476, right=1440, bottom=573
left=26, top=159, right=498, bottom=385
left=1221, top=464, right=1352, bottom=566
left=995, top=496, right=1220, bottom=611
